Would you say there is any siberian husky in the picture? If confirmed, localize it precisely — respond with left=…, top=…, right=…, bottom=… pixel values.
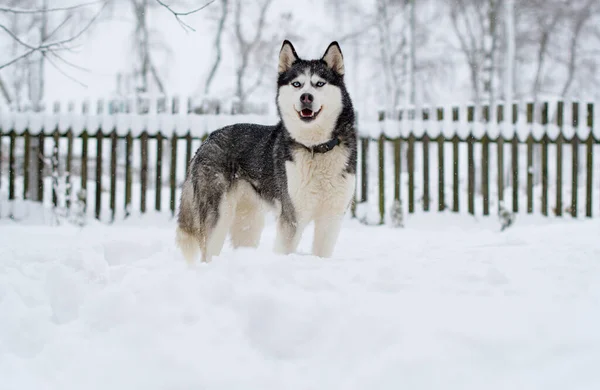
left=176, top=40, right=357, bottom=263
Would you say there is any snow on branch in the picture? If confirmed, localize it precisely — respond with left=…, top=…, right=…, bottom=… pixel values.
left=0, top=1, right=109, bottom=71
left=0, top=1, right=104, bottom=14
left=155, top=0, right=216, bottom=32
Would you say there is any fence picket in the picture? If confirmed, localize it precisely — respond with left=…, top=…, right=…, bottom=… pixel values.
left=452, top=107, right=460, bottom=212
left=452, top=135, right=460, bottom=212
left=23, top=130, right=30, bottom=199
left=509, top=135, right=518, bottom=215
left=512, top=103, right=520, bottom=212
left=185, top=131, right=192, bottom=175
left=467, top=106, right=475, bottom=215
left=37, top=132, right=45, bottom=203
left=571, top=102, right=579, bottom=218
left=125, top=132, right=133, bottom=217
left=526, top=134, right=534, bottom=213
left=170, top=133, right=178, bottom=216
left=541, top=102, right=549, bottom=216
left=156, top=133, right=163, bottom=212
left=378, top=134, right=385, bottom=224
left=66, top=130, right=73, bottom=210
left=95, top=129, right=103, bottom=220
left=393, top=137, right=401, bottom=203
left=422, top=133, right=430, bottom=212
left=497, top=104, right=504, bottom=209
left=361, top=137, right=369, bottom=203
left=526, top=103, right=534, bottom=213
left=110, top=129, right=118, bottom=222
left=81, top=131, right=88, bottom=212
left=9, top=131, right=15, bottom=201
left=437, top=108, right=445, bottom=211
left=407, top=133, right=415, bottom=213
left=555, top=101, right=564, bottom=216
left=140, top=132, right=149, bottom=213
left=482, top=134, right=490, bottom=216
left=52, top=129, right=59, bottom=208
left=586, top=103, right=594, bottom=218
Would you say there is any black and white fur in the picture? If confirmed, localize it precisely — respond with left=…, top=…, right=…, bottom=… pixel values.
left=176, top=40, right=356, bottom=263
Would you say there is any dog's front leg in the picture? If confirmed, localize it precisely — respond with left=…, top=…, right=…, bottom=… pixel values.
left=312, top=214, right=344, bottom=258
left=274, top=218, right=305, bottom=255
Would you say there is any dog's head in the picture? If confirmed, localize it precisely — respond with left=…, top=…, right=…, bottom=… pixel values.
left=276, top=40, right=350, bottom=147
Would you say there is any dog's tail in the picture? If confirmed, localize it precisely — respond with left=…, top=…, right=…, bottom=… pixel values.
left=176, top=226, right=201, bottom=265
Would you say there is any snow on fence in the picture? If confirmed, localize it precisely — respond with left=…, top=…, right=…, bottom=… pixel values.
left=0, top=100, right=599, bottom=223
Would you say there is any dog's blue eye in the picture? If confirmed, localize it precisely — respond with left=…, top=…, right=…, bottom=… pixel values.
left=291, top=81, right=301, bottom=88
left=316, top=81, right=326, bottom=87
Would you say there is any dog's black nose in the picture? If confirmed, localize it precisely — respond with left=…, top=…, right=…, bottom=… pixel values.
left=300, top=93, right=313, bottom=104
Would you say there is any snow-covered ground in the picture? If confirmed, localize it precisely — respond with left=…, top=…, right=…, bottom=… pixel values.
left=1, top=213, right=600, bottom=390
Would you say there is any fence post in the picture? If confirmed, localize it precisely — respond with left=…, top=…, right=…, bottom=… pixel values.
left=541, top=102, right=549, bottom=216
left=37, top=131, right=45, bottom=203
left=156, top=132, right=163, bottom=212
left=497, top=103, right=504, bottom=210
left=571, top=102, right=579, bottom=218
left=555, top=101, right=564, bottom=216
left=140, top=131, right=149, bottom=214
left=361, top=137, right=369, bottom=203
left=378, top=133, right=385, bottom=224
left=110, top=129, right=118, bottom=222
left=125, top=132, right=133, bottom=217
left=393, top=137, right=401, bottom=204
left=586, top=103, right=594, bottom=218
left=467, top=105, right=475, bottom=215
left=185, top=131, right=192, bottom=176
left=170, top=132, right=178, bottom=217
left=452, top=107, right=460, bottom=212
left=526, top=103, right=535, bottom=213
left=437, top=108, right=445, bottom=211
left=422, top=133, right=430, bottom=212
left=52, top=128, right=60, bottom=209
left=95, top=128, right=103, bottom=220
left=65, top=129, right=73, bottom=211
left=407, top=132, right=415, bottom=213
left=482, top=133, right=490, bottom=216
left=81, top=130, right=89, bottom=213
left=511, top=103, right=519, bottom=213
left=23, top=130, right=30, bottom=199
left=8, top=131, right=16, bottom=203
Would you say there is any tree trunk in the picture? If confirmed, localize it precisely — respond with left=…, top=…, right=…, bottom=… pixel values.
left=204, top=0, right=229, bottom=95
left=0, top=75, right=11, bottom=105
left=28, top=0, right=49, bottom=203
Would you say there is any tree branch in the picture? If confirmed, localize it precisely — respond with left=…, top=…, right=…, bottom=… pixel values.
left=156, top=0, right=216, bottom=31
left=204, top=0, right=229, bottom=94
left=0, top=74, right=12, bottom=104
left=0, top=1, right=103, bottom=14
left=0, top=1, right=108, bottom=70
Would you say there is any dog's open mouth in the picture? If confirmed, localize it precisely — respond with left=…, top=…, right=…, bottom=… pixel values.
left=298, top=108, right=321, bottom=121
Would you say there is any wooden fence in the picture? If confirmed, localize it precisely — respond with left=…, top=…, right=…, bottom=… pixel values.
left=0, top=100, right=599, bottom=223
left=358, top=101, right=599, bottom=223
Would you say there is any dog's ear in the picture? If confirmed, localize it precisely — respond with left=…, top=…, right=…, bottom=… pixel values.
left=321, top=41, right=344, bottom=75
left=279, top=40, right=299, bottom=73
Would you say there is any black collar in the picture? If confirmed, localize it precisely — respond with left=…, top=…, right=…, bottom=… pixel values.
left=296, top=137, right=341, bottom=155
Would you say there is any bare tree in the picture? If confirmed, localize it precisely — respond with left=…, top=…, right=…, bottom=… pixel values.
left=129, top=0, right=166, bottom=96
left=514, top=0, right=565, bottom=103
left=560, top=0, right=598, bottom=97
left=450, top=0, right=502, bottom=116
left=204, top=0, right=228, bottom=95
left=231, top=0, right=274, bottom=113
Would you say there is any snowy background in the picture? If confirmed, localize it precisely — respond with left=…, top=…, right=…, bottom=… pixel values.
left=1, top=1, right=600, bottom=389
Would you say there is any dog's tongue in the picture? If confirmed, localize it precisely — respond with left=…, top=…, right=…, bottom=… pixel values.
left=301, top=109, right=314, bottom=118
